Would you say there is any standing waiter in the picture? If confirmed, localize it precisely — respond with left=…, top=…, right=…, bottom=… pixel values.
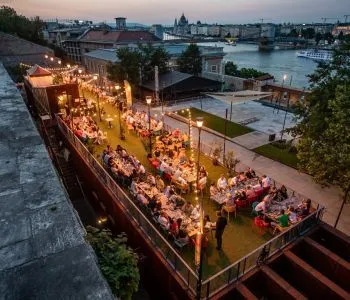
left=215, top=211, right=227, bottom=250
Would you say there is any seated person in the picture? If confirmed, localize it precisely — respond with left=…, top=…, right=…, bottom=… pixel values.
left=299, top=198, right=312, bottom=217
left=176, top=229, right=189, bottom=246
left=217, top=174, right=228, bottom=191
left=137, top=191, right=149, bottom=206
left=276, top=185, right=288, bottom=201
left=182, top=201, right=194, bottom=216
left=287, top=206, right=298, bottom=223
left=187, top=159, right=195, bottom=168
left=254, top=215, right=270, bottom=228
left=245, top=167, right=256, bottom=179
left=165, top=162, right=174, bottom=175
left=198, top=175, right=207, bottom=190
left=238, top=172, right=246, bottom=182
left=255, top=198, right=269, bottom=213
left=191, top=205, right=200, bottom=220
left=155, top=175, right=165, bottom=192
left=245, top=186, right=256, bottom=199
left=130, top=178, right=139, bottom=195
left=170, top=218, right=182, bottom=237
left=261, top=175, right=271, bottom=188
left=163, top=185, right=173, bottom=198
left=158, top=212, right=170, bottom=230
left=229, top=175, right=240, bottom=187
left=159, top=159, right=169, bottom=172
left=210, top=183, right=218, bottom=198
left=271, top=209, right=289, bottom=229
left=154, top=147, right=161, bottom=158
left=173, top=167, right=183, bottom=180
left=147, top=173, right=156, bottom=185
left=236, top=190, right=247, bottom=201
left=150, top=184, right=159, bottom=198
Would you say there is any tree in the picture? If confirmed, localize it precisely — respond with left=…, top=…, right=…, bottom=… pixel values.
left=86, top=226, right=140, bottom=300
left=238, top=67, right=267, bottom=79
left=290, top=46, right=350, bottom=228
left=225, top=61, right=239, bottom=76
left=0, top=6, right=45, bottom=44
left=288, top=28, right=299, bottom=37
left=338, top=31, right=344, bottom=41
left=177, top=43, right=202, bottom=76
left=107, top=45, right=169, bottom=85
left=315, top=32, right=323, bottom=45
left=301, top=28, right=315, bottom=39
left=324, top=32, right=335, bottom=45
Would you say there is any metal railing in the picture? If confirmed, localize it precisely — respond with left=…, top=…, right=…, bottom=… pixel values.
left=200, top=206, right=324, bottom=298
left=57, top=115, right=324, bottom=299
left=56, top=116, right=198, bottom=295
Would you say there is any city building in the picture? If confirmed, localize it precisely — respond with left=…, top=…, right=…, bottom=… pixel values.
left=115, top=17, right=126, bottom=30
left=0, top=32, right=54, bottom=67
left=63, top=26, right=160, bottom=63
left=173, top=13, right=190, bottom=35
left=150, top=24, right=164, bottom=40
left=82, top=43, right=225, bottom=85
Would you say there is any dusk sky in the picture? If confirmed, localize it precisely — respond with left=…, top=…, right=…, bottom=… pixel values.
left=7, top=0, right=350, bottom=24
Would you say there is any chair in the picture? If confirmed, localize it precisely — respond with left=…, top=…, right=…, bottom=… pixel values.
left=222, top=204, right=237, bottom=221
left=251, top=201, right=259, bottom=217
left=273, top=224, right=289, bottom=235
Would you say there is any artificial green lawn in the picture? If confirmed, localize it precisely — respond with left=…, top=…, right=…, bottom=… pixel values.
left=254, top=144, right=299, bottom=169
left=177, top=107, right=253, bottom=138
left=83, top=89, right=271, bottom=278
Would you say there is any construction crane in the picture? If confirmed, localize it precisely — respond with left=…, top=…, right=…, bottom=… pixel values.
left=321, top=17, right=339, bottom=24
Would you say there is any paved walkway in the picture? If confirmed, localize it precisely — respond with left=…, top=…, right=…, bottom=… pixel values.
left=232, top=131, right=271, bottom=149
left=152, top=109, right=349, bottom=235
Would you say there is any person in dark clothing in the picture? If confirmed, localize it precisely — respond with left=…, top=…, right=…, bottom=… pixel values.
left=215, top=211, right=227, bottom=250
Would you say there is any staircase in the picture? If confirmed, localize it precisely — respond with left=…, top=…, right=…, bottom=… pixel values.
left=46, top=127, right=97, bottom=226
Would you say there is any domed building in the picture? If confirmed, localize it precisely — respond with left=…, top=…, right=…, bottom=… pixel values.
left=173, top=13, right=190, bottom=36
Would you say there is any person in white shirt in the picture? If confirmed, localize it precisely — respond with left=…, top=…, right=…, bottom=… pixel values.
left=255, top=199, right=268, bottom=213
left=198, top=175, right=207, bottom=190
left=137, top=191, right=148, bottom=206
left=261, top=175, right=271, bottom=188
left=229, top=175, right=239, bottom=187
left=173, top=168, right=183, bottom=180
left=159, top=159, right=169, bottom=172
left=158, top=212, right=170, bottom=230
left=217, top=174, right=228, bottom=191
left=138, top=164, right=146, bottom=175
left=130, top=179, right=139, bottom=195
left=210, top=183, right=218, bottom=198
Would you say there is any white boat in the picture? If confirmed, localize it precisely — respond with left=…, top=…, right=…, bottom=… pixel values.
left=296, top=49, right=333, bottom=61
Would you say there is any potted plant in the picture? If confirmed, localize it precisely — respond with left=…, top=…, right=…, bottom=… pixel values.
left=224, top=150, right=240, bottom=177
left=212, top=144, right=223, bottom=166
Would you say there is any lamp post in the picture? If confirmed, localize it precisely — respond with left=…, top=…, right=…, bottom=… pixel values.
left=115, top=85, right=124, bottom=139
left=146, top=96, right=152, bottom=155
left=280, top=92, right=289, bottom=141
left=275, top=74, right=287, bottom=114
left=195, top=117, right=204, bottom=300
left=93, top=74, right=102, bottom=121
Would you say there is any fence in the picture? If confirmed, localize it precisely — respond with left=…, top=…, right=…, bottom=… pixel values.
left=57, top=115, right=324, bottom=300
left=200, top=206, right=324, bottom=298
left=56, top=116, right=199, bottom=296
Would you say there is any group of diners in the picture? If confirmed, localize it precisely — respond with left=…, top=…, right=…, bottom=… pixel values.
left=209, top=169, right=313, bottom=233
left=122, top=109, right=163, bottom=135
left=66, top=115, right=106, bottom=145
left=101, top=144, right=205, bottom=248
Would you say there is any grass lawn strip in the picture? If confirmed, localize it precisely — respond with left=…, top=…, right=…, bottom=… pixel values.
left=177, top=107, right=253, bottom=138
left=254, top=144, right=298, bottom=169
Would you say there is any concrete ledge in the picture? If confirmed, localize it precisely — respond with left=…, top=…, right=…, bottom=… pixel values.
left=0, top=63, right=114, bottom=299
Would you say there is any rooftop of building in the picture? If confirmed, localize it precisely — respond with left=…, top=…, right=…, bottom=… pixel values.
left=0, top=62, right=114, bottom=300
left=0, top=32, right=53, bottom=57
left=84, top=48, right=120, bottom=63
left=79, top=29, right=160, bottom=43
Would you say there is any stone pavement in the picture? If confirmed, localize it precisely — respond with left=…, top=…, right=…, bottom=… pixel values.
left=232, top=131, right=272, bottom=149
left=0, top=63, right=113, bottom=299
left=156, top=111, right=349, bottom=235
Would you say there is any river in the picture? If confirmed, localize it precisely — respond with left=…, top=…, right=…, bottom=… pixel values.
left=199, top=42, right=318, bottom=88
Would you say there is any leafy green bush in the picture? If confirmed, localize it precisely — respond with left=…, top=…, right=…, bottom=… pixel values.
left=86, top=226, right=140, bottom=300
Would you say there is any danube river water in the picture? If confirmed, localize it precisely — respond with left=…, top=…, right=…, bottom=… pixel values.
left=199, top=42, right=318, bottom=88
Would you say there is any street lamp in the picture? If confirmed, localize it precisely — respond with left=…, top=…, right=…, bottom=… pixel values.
left=280, top=92, right=289, bottom=141
left=195, top=116, right=204, bottom=300
left=78, top=69, right=82, bottom=74
left=44, top=54, right=48, bottom=59
left=58, top=60, right=62, bottom=65
left=50, top=57, right=54, bottom=62
left=146, top=96, right=152, bottom=156
left=93, top=74, right=102, bottom=121
left=275, top=74, right=287, bottom=114
left=67, top=64, right=71, bottom=68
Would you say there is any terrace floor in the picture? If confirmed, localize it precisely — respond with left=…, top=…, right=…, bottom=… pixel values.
left=81, top=89, right=272, bottom=278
